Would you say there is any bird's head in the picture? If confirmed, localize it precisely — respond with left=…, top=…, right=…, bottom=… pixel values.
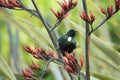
left=67, top=29, right=76, bottom=37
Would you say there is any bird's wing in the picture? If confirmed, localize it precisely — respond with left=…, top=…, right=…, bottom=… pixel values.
left=58, top=35, right=68, bottom=48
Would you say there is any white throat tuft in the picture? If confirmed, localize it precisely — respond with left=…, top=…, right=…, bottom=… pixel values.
left=68, top=37, right=72, bottom=41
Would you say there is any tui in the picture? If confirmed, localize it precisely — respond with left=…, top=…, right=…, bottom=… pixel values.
left=58, top=29, right=77, bottom=56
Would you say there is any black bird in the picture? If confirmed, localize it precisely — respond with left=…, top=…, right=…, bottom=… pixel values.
left=58, top=29, right=77, bottom=56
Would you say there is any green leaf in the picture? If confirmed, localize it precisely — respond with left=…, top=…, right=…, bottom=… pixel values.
left=0, top=10, right=54, bottom=49
left=0, top=55, right=16, bottom=80
left=92, top=72, right=119, bottom=80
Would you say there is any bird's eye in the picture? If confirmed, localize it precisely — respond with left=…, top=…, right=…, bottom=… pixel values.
left=68, top=37, right=72, bottom=41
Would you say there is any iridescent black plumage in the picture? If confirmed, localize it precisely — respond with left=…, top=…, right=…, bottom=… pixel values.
left=58, top=29, right=76, bottom=56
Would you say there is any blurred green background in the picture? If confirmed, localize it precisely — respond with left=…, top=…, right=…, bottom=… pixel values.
left=0, top=0, right=120, bottom=80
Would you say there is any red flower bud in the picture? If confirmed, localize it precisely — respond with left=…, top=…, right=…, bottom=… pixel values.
left=90, top=12, right=95, bottom=24
left=64, top=57, right=69, bottom=65
left=23, top=45, right=32, bottom=53
left=51, top=0, right=77, bottom=20
left=50, top=9, right=61, bottom=19
left=80, top=11, right=89, bottom=22
left=64, top=65, right=74, bottom=73
left=80, top=11, right=95, bottom=25
left=63, top=52, right=83, bottom=73
left=107, top=5, right=114, bottom=17
left=49, top=50, right=56, bottom=59
left=99, top=6, right=107, bottom=14
left=80, top=57, right=84, bottom=67
left=30, top=61, right=40, bottom=70
left=0, top=0, right=21, bottom=8
left=8, top=0, right=20, bottom=7
left=22, top=68, right=34, bottom=79
left=114, top=0, right=120, bottom=10
left=65, top=52, right=75, bottom=62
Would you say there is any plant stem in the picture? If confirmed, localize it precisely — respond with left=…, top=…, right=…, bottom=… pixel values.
left=82, top=0, right=90, bottom=80
left=68, top=73, right=73, bottom=80
left=77, top=72, right=81, bottom=80
left=50, top=18, right=63, bottom=32
left=31, top=0, right=62, bottom=58
left=38, top=58, right=64, bottom=79
left=78, top=76, right=81, bottom=80
left=85, top=34, right=90, bottom=80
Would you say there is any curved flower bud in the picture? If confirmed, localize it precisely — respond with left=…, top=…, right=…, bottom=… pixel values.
left=80, top=57, right=84, bottom=67
left=114, top=0, right=120, bottom=10
left=107, top=5, right=114, bottom=17
left=51, top=0, right=77, bottom=20
left=90, top=12, right=95, bottom=24
left=64, top=52, right=83, bottom=73
left=0, top=0, right=21, bottom=8
left=80, top=11, right=95, bottom=25
left=64, top=57, right=69, bottom=65
left=64, top=65, right=74, bottom=73
left=99, top=6, right=107, bottom=15
left=49, top=50, right=56, bottom=59
left=22, top=68, right=34, bottom=80
left=30, top=61, right=40, bottom=70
